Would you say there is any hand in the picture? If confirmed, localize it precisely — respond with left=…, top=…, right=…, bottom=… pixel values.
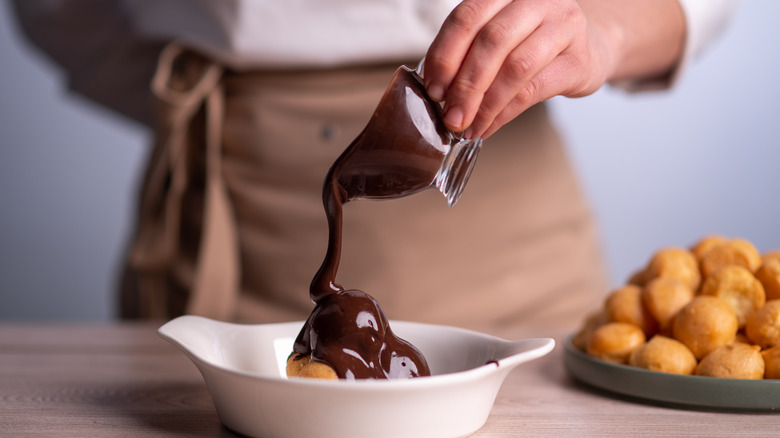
left=423, top=0, right=684, bottom=139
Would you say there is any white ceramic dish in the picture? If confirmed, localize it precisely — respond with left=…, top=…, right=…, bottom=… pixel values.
left=158, top=315, right=554, bottom=438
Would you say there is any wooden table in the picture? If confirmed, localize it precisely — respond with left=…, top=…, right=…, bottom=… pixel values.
left=1, top=323, right=776, bottom=437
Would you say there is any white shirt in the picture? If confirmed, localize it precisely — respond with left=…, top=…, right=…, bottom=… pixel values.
left=123, top=0, right=460, bottom=70
left=11, top=0, right=740, bottom=123
left=122, top=0, right=739, bottom=86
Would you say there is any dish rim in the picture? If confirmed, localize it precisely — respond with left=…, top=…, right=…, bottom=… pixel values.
left=158, top=317, right=555, bottom=390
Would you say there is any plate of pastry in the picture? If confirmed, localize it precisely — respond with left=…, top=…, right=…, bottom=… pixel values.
left=565, top=235, right=780, bottom=411
left=564, top=335, right=780, bottom=411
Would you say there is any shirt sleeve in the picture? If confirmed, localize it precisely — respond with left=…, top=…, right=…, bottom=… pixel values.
left=10, top=0, right=165, bottom=126
left=611, top=0, right=740, bottom=92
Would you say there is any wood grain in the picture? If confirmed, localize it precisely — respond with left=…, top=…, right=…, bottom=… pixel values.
left=0, top=323, right=231, bottom=437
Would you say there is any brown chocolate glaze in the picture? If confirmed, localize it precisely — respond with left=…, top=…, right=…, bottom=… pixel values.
left=292, top=289, right=427, bottom=379
left=293, top=66, right=448, bottom=379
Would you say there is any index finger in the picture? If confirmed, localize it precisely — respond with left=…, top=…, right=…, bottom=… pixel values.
left=423, top=0, right=512, bottom=102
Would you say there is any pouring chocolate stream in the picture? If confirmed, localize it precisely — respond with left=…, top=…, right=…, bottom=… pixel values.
left=291, top=65, right=482, bottom=380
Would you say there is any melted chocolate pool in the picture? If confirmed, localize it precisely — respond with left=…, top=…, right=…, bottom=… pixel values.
left=292, top=66, right=452, bottom=379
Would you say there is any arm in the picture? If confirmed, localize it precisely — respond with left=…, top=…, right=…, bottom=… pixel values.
left=423, top=0, right=735, bottom=139
left=11, top=0, right=165, bottom=126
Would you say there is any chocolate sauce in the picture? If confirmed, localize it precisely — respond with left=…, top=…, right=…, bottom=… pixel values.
left=292, top=66, right=457, bottom=379
left=292, top=289, right=427, bottom=379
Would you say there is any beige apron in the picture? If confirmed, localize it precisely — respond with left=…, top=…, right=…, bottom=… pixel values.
left=120, top=45, right=608, bottom=335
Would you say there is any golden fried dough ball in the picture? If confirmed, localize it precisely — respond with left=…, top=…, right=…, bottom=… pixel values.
left=605, top=285, right=658, bottom=337
left=735, top=332, right=751, bottom=345
left=628, top=335, right=697, bottom=375
left=700, top=238, right=762, bottom=279
left=745, top=300, right=780, bottom=349
left=298, top=360, right=338, bottom=379
left=695, top=343, right=764, bottom=379
left=756, top=259, right=780, bottom=301
left=642, top=277, right=694, bottom=332
left=572, top=310, right=608, bottom=351
left=587, top=322, right=646, bottom=364
left=672, top=296, right=738, bottom=359
left=691, top=235, right=727, bottom=261
left=761, top=346, right=780, bottom=379
left=286, top=354, right=338, bottom=379
left=700, top=265, right=765, bottom=327
left=644, top=247, right=701, bottom=291
left=286, top=353, right=310, bottom=377
left=763, top=250, right=780, bottom=264
left=627, top=268, right=649, bottom=287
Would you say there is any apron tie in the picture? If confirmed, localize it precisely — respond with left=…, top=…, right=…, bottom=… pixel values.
left=127, top=44, right=238, bottom=320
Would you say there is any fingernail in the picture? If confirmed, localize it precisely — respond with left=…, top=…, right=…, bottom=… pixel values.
left=444, top=106, right=464, bottom=131
left=463, top=127, right=474, bottom=139
left=427, top=83, right=445, bottom=102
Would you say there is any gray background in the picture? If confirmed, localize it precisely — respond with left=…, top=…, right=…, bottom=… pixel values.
left=1, top=1, right=778, bottom=321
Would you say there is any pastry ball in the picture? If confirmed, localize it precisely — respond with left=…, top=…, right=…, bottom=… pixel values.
left=735, top=332, right=752, bottom=345
left=644, top=247, right=701, bottom=291
left=699, top=238, right=762, bottom=280
left=763, top=250, right=780, bottom=264
left=672, top=296, right=738, bottom=359
left=629, top=335, right=697, bottom=375
left=627, top=268, right=649, bottom=287
left=605, top=284, right=658, bottom=336
left=761, top=346, right=780, bottom=379
left=298, top=360, right=338, bottom=379
left=642, top=277, right=694, bottom=331
left=587, top=322, right=646, bottom=364
left=700, top=265, right=765, bottom=327
left=572, top=310, right=608, bottom=351
left=286, top=354, right=337, bottom=380
left=745, top=300, right=780, bottom=349
left=286, top=353, right=310, bottom=377
left=756, top=259, right=780, bottom=301
left=691, top=235, right=727, bottom=261
left=695, top=343, right=764, bottom=379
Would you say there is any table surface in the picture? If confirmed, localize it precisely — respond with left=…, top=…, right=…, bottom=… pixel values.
left=1, top=322, right=777, bottom=437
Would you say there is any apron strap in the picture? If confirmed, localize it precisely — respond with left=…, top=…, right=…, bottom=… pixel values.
left=127, top=44, right=238, bottom=320
left=187, top=81, right=239, bottom=318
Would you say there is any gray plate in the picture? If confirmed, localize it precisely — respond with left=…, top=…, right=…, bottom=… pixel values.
left=563, top=335, right=780, bottom=411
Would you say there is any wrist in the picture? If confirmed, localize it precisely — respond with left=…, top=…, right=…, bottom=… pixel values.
left=579, top=0, right=686, bottom=83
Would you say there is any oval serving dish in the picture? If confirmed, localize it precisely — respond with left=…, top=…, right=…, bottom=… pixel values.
left=159, top=315, right=554, bottom=438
